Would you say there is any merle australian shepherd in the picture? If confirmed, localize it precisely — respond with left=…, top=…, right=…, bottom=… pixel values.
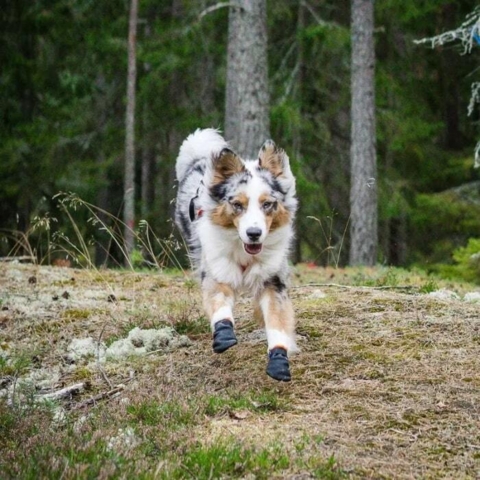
left=175, top=129, right=298, bottom=381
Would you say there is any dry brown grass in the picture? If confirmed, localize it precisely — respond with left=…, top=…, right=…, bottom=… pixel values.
left=1, top=262, right=479, bottom=478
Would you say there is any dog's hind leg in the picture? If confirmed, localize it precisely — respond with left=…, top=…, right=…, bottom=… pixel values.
left=203, top=281, right=237, bottom=353
left=256, top=280, right=297, bottom=382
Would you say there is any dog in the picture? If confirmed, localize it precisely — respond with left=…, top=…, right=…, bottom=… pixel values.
left=174, top=129, right=298, bottom=381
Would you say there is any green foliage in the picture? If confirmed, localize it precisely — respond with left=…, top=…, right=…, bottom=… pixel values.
left=409, top=192, right=480, bottom=264
left=1, top=0, right=480, bottom=270
left=453, top=238, right=480, bottom=279
left=436, top=238, right=480, bottom=283
left=419, top=279, right=439, bottom=293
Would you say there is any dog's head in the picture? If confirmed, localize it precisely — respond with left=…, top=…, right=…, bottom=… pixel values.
left=206, top=140, right=297, bottom=256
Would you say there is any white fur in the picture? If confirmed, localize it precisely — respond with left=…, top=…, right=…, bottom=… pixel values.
left=197, top=220, right=292, bottom=293
left=237, top=174, right=269, bottom=245
left=176, top=128, right=227, bottom=182
left=265, top=328, right=298, bottom=353
left=211, top=306, right=234, bottom=328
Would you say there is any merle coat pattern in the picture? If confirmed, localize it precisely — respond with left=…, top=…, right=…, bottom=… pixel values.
left=175, top=129, right=298, bottom=381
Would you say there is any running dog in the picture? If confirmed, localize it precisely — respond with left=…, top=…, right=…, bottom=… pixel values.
left=174, top=129, right=298, bottom=381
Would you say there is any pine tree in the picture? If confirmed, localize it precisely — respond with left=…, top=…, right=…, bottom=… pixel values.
left=124, top=0, right=139, bottom=262
left=225, top=0, right=270, bottom=158
left=349, top=0, right=378, bottom=266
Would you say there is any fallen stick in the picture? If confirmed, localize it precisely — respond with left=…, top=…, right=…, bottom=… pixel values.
left=0, top=256, right=35, bottom=263
left=38, top=382, right=86, bottom=401
left=70, top=384, right=126, bottom=410
left=292, top=283, right=418, bottom=291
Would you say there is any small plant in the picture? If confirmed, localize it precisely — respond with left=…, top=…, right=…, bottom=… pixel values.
left=306, top=213, right=349, bottom=268
left=166, top=299, right=208, bottom=335
left=452, top=238, right=480, bottom=282
left=375, top=268, right=399, bottom=287
left=420, top=279, right=439, bottom=294
left=0, top=353, right=32, bottom=377
left=310, top=455, right=346, bottom=479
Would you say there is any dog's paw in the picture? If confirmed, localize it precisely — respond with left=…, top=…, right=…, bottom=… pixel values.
left=266, top=347, right=291, bottom=382
left=212, top=319, right=238, bottom=353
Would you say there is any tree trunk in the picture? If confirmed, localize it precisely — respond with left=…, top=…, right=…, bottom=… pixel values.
left=225, top=0, right=270, bottom=158
left=292, top=1, right=306, bottom=265
left=124, top=0, right=138, bottom=263
left=140, top=19, right=154, bottom=221
left=349, top=0, right=378, bottom=266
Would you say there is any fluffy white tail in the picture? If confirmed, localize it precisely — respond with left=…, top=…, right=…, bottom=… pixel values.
left=175, top=128, right=228, bottom=182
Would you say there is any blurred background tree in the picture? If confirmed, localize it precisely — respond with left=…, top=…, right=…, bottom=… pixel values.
left=350, top=0, right=377, bottom=266
left=1, top=0, right=479, bottom=281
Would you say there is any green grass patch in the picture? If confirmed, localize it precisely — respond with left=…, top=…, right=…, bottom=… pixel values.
left=62, top=308, right=91, bottom=320
left=0, top=352, right=32, bottom=377
left=165, top=440, right=290, bottom=479
left=301, top=454, right=347, bottom=479
left=173, top=315, right=210, bottom=335
left=204, top=390, right=284, bottom=416
left=126, top=399, right=195, bottom=429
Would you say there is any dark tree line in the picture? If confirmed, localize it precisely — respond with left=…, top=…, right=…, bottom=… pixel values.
left=1, top=0, right=479, bottom=274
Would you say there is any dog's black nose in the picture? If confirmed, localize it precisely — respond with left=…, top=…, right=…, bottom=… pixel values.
left=246, top=227, right=262, bottom=242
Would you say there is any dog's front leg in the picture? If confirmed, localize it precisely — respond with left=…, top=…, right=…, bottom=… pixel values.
left=257, top=280, right=296, bottom=381
left=203, top=281, right=237, bottom=353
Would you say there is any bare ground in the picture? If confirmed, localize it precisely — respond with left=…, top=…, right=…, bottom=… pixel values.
left=1, top=262, right=480, bottom=479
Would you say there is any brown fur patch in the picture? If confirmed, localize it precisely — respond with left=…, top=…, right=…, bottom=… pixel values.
left=210, top=204, right=235, bottom=228
left=270, top=203, right=290, bottom=230
left=203, top=282, right=235, bottom=319
left=210, top=192, right=248, bottom=229
left=212, top=149, right=244, bottom=185
left=258, top=193, right=271, bottom=205
left=234, top=192, right=249, bottom=209
left=257, top=289, right=295, bottom=336
left=258, top=193, right=291, bottom=232
left=259, top=143, right=285, bottom=178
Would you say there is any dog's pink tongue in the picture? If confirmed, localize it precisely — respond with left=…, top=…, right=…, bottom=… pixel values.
left=245, top=243, right=262, bottom=255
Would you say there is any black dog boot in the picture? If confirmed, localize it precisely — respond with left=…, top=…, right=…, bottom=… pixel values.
left=266, top=347, right=291, bottom=382
left=212, top=319, right=238, bottom=353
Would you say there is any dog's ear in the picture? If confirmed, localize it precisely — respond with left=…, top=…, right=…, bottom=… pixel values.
left=212, top=148, right=245, bottom=183
left=258, top=140, right=290, bottom=178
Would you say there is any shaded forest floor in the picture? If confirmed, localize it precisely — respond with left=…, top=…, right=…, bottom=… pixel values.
left=1, top=262, right=480, bottom=479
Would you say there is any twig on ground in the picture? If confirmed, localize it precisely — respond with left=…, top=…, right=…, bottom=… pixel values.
left=292, top=283, right=419, bottom=291
left=0, top=256, right=35, bottom=263
left=38, top=382, right=86, bottom=401
left=70, top=384, right=126, bottom=410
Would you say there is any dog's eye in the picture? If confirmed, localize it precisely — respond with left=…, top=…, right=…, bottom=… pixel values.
left=231, top=201, right=244, bottom=213
left=262, top=201, right=275, bottom=211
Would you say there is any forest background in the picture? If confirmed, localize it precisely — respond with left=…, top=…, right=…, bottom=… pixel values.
left=1, top=0, right=480, bottom=282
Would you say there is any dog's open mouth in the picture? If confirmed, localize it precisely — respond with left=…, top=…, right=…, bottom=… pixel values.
left=244, top=243, right=263, bottom=255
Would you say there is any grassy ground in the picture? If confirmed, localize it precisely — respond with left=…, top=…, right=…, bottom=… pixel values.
left=1, top=262, right=479, bottom=479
